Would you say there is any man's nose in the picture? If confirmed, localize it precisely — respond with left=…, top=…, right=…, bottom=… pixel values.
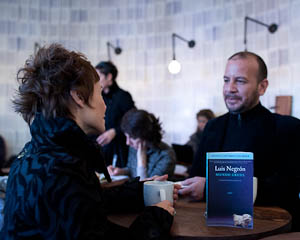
left=227, top=80, right=237, bottom=92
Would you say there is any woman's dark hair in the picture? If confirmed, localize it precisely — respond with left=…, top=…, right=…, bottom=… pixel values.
left=13, top=43, right=99, bottom=124
left=121, top=109, right=163, bottom=147
left=95, top=61, right=118, bottom=83
left=196, top=109, right=215, bottom=120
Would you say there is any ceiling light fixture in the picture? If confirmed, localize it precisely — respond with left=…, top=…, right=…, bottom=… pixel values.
left=244, top=16, right=278, bottom=51
left=168, top=33, right=196, bottom=74
left=107, top=41, right=122, bottom=61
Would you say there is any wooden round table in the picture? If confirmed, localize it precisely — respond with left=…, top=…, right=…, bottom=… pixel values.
left=260, top=232, right=300, bottom=240
left=108, top=198, right=292, bottom=239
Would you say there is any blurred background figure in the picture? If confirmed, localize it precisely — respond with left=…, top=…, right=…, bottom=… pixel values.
left=95, top=61, right=135, bottom=167
left=107, top=109, right=176, bottom=180
left=0, top=136, right=6, bottom=171
left=0, top=135, right=16, bottom=176
left=172, top=109, right=215, bottom=166
left=186, top=109, right=215, bottom=154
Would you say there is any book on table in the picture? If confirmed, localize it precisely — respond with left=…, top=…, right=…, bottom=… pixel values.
left=206, top=152, right=254, bottom=228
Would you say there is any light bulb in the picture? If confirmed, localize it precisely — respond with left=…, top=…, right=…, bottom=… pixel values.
left=168, top=60, right=181, bottom=74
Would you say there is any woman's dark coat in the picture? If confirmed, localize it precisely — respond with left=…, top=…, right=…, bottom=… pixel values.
left=0, top=113, right=172, bottom=239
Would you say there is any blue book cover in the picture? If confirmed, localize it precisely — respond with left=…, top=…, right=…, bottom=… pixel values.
left=206, top=152, right=253, bottom=228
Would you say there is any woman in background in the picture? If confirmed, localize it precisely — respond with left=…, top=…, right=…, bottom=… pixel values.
left=1, top=44, right=176, bottom=239
left=186, top=109, right=215, bottom=154
left=108, top=109, right=176, bottom=180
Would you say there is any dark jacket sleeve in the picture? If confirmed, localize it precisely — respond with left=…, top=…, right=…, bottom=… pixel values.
left=102, top=178, right=173, bottom=239
left=46, top=173, right=172, bottom=240
left=130, top=206, right=173, bottom=240
left=102, top=177, right=145, bottom=212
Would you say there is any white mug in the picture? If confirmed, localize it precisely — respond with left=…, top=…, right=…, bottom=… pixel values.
left=253, top=177, right=258, bottom=204
left=143, top=181, right=174, bottom=206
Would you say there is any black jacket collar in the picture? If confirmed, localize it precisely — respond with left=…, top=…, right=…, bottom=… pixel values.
left=30, top=113, right=111, bottom=182
left=103, top=82, right=120, bottom=98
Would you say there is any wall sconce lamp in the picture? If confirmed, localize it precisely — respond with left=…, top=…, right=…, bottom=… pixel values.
left=168, top=33, right=196, bottom=74
left=244, top=16, right=278, bottom=51
left=34, top=42, right=41, bottom=54
left=107, top=41, right=122, bottom=61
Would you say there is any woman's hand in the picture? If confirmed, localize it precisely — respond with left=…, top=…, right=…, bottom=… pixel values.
left=154, top=200, right=175, bottom=216
left=107, top=165, right=123, bottom=176
left=143, top=174, right=168, bottom=182
left=137, top=140, right=147, bottom=167
left=173, top=184, right=181, bottom=204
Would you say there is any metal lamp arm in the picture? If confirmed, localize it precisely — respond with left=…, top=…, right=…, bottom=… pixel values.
left=107, top=41, right=122, bottom=61
left=171, top=33, right=196, bottom=60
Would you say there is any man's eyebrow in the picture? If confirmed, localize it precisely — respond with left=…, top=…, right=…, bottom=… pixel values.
left=236, top=76, right=247, bottom=80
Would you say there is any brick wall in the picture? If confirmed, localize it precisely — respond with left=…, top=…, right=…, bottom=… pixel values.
left=0, top=0, right=299, bottom=156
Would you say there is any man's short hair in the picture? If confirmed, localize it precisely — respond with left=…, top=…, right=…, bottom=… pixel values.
left=95, top=61, right=118, bottom=83
left=228, top=51, right=268, bottom=83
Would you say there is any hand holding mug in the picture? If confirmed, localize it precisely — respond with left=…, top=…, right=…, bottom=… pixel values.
left=154, top=200, right=175, bottom=216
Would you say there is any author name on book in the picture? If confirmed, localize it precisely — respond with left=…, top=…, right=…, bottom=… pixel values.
left=215, top=166, right=246, bottom=174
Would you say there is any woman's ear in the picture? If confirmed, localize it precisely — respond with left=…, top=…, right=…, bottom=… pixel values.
left=70, top=90, right=84, bottom=108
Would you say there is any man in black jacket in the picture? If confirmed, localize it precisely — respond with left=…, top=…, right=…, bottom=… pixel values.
left=95, top=61, right=135, bottom=167
left=179, top=51, right=300, bottom=231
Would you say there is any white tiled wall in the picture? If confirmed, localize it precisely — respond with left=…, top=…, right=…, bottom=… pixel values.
left=0, top=0, right=300, bottom=156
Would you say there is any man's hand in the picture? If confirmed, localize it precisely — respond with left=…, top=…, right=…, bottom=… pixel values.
left=96, top=129, right=116, bottom=146
left=178, top=176, right=206, bottom=200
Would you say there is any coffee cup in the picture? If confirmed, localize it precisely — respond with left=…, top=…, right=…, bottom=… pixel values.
left=143, top=181, right=174, bottom=206
left=253, top=177, right=258, bottom=204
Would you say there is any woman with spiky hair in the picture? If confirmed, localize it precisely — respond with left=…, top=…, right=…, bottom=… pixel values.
left=1, top=44, right=177, bottom=239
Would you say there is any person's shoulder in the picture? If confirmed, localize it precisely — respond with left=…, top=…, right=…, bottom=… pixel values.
left=272, top=113, right=300, bottom=130
left=115, top=86, right=132, bottom=97
left=153, top=142, right=175, bottom=155
left=158, top=141, right=172, bottom=150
